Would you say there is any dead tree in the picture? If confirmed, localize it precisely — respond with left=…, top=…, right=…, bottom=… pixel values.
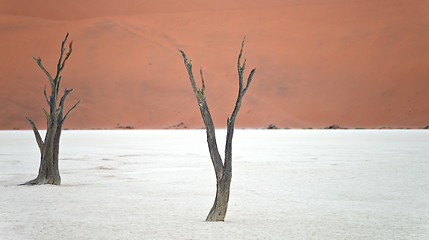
left=22, top=33, right=80, bottom=185
left=178, top=37, right=256, bottom=221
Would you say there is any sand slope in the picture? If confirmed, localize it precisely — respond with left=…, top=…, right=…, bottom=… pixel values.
left=0, top=0, right=428, bottom=129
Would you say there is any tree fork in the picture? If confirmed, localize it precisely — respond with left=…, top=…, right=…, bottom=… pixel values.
left=179, top=37, right=255, bottom=221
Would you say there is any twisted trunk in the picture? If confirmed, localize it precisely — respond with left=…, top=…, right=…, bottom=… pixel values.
left=206, top=171, right=232, bottom=221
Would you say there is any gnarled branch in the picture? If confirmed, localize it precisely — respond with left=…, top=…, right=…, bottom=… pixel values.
left=32, top=56, right=53, bottom=85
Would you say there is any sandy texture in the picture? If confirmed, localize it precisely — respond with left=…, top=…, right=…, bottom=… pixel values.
left=0, top=0, right=428, bottom=129
left=1, top=129, right=428, bottom=239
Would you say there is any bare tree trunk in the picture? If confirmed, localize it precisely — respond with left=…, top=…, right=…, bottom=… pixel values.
left=206, top=171, right=232, bottom=221
left=179, top=37, right=255, bottom=221
left=21, top=33, right=80, bottom=186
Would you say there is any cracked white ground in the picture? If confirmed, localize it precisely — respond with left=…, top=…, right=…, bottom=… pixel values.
left=1, top=129, right=428, bottom=239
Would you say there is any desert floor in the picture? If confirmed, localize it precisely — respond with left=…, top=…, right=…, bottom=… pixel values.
left=1, top=129, right=428, bottom=239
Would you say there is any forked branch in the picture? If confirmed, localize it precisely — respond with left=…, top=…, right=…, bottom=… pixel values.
left=225, top=36, right=256, bottom=172
left=178, top=49, right=200, bottom=97
left=179, top=37, right=256, bottom=222
left=178, top=48, right=224, bottom=181
left=56, top=33, right=73, bottom=80
left=230, top=37, right=256, bottom=122
left=57, top=88, right=80, bottom=123
left=237, top=36, right=256, bottom=100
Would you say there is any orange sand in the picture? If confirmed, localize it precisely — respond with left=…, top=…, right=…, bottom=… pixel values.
left=0, top=0, right=428, bottom=129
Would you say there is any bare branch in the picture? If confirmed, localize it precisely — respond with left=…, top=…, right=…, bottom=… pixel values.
left=225, top=37, right=255, bottom=174
left=243, top=68, right=256, bottom=96
left=237, top=35, right=246, bottom=70
left=199, top=67, right=206, bottom=97
left=60, top=40, right=73, bottom=71
left=237, top=36, right=248, bottom=93
left=32, top=56, right=53, bottom=85
left=63, top=100, right=80, bottom=122
left=230, top=37, right=254, bottom=124
left=43, top=85, right=50, bottom=105
left=179, top=48, right=224, bottom=181
left=178, top=49, right=199, bottom=96
left=56, top=88, right=80, bottom=123
left=57, top=33, right=68, bottom=71
left=58, top=88, right=73, bottom=115
left=54, top=33, right=72, bottom=82
left=26, top=117, right=44, bottom=153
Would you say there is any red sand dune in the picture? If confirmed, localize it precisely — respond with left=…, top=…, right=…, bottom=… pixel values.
left=0, top=0, right=428, bottom=129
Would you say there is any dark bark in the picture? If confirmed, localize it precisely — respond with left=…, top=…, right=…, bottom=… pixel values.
left=178, top=37, right=255, bottom=221
left=21, top=33, right=79, bottom=186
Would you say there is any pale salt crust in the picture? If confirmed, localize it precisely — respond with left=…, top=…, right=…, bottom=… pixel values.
left=0, top=129, right=428, bottom=239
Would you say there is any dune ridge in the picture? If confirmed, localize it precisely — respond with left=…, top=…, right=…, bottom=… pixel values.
left=0, top=0, right=428, bottom=129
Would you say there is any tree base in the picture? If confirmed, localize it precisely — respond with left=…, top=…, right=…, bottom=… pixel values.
left=205, top=202, right=228, bottom=221
left=19, top=176, right=61, bottom=186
